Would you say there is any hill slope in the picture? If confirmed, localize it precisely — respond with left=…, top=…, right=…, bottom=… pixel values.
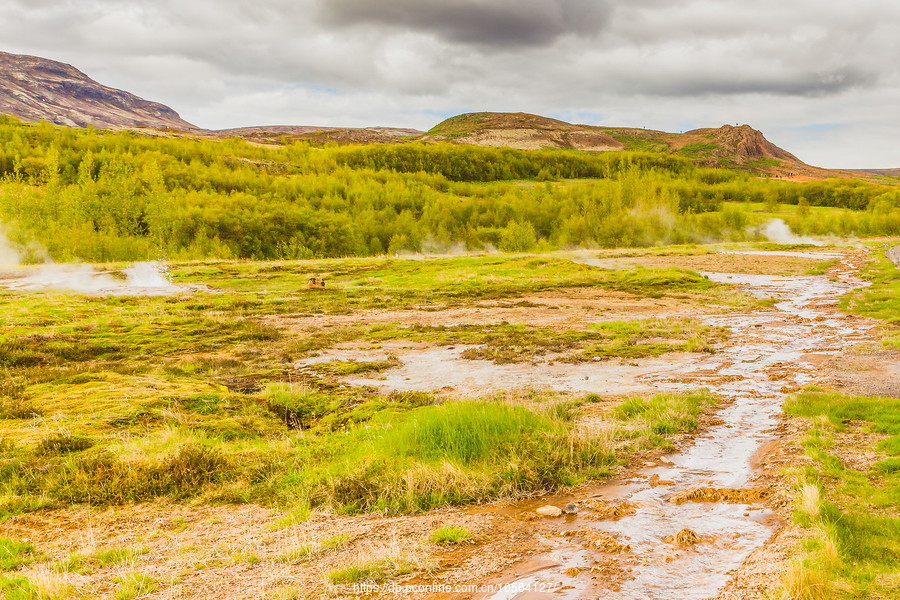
left=215, top=125, right=423, bottom=145
left=425, top=112, right=827, bottom=176
left=0, top=51, right=196, bottom=130
left=425, top=112, right=625, bottom=151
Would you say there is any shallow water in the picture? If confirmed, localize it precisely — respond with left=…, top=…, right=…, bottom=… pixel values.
left=476, top=256, right=872, bottom=599
left=301, top=345, right=688, bottom=397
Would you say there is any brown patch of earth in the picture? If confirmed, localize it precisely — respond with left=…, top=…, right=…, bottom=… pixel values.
left=268, top=287, right=723, bottom=331
left=584, top=252, right=841, bottom=276
left=2, top=503, right=546, bottom=600
left=822, top=348, right=900, bottom=398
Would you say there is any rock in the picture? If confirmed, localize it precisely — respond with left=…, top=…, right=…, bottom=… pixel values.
left=535, top=505, right=563, bottom=517
left=665, top=528, right=701, bottom=546
left=562, top=503, right=578, bottom=515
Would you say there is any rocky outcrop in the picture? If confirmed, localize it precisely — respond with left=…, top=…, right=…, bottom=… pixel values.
left=0, top=51, right=196, bottom=130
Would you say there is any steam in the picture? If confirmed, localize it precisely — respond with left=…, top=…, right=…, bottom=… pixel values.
left=0, top=225, right=22, bottom=266
left=3, top=262, right=182, bottom=295
left=760, top=219, right=823, bottom=246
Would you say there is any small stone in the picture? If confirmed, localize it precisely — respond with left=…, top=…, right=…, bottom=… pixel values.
left=562, top=503, right=578, bottom=515
left=535, top=505, right=563, bottom=517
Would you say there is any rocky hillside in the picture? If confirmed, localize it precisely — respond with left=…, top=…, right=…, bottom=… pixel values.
left=0, top=51, right=196, bottom=130
left=425, top=112, right=826, bottom=176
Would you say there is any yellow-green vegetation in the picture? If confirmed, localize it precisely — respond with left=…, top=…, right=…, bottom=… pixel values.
left=0, top=538, right=38, bottom=570
left=0, top=574, right=73, bottom=600
left=327, top=553, right=424, bottom=585
left=276, top=535, right=350, bottom=565
left=52, top=547, right=148, bottom=574
left=429, top=526, right=473, bottom=545
left=781, top=392, right=900, bottom=599
left=0, top=252, right=727, bottom=520
left=114, top=572, right=158, bottom=600
left=840, top=247, right=900, bottom=349
left=294, top=318, right=723, bottom=366
left=1, top=117, right=898, bottom=263
left=614, top=391, right=719, bottom=451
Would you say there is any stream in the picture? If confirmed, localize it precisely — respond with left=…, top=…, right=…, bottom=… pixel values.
left=477, top=254, right=873, bottom=599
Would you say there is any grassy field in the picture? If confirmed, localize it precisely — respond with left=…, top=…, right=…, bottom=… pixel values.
left=781, top=391, right=900, bottom=599
left=0, top=254, right=733, bottom=527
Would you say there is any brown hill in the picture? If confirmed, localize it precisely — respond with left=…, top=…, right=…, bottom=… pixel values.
left=424, top=112, right=624, bottom=151
left=0, top=51, right=196, bottom=130
left=425, top=112, right=834, bottom=176
left=215, top=125, right=423, bottom=145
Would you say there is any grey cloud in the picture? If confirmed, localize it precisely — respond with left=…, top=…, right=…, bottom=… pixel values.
left=0, top=0, right=899, bottom=165
left=316, top=0, right=610, bottom=47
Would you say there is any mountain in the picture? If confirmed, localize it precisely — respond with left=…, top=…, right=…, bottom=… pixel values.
left=843, top=168, right=900, bottom=178
left=215, top=125, right=423, bottom=145
left=424, top=112, right=824, bottom=176
left=0, top=52, right=850, bottom=177
left=0, top=51, right=196, bottom=130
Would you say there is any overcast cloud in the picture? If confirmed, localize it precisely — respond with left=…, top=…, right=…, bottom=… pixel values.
left=1, top=0, right=898, bottom=167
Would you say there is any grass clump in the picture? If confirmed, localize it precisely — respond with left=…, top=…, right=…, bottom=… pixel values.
left=309, top=358, right=400, bottom=376
left=286, top=399, right=614, bottom=514
left=53, top=547, right=148, bottom=574
left=276, top=533, right=350, bottom=565
left=114, top=572, right=158, bottom=600
left=779, top=392, right=900, bottom=599
left=327, top=554, right=420, bottom=585
left=0, top=538, right=38, bottom=570
left=48, top=443, right=228, bottom=504
left=429, top=526, right=473, bottom=545
left=35, top=433, right=94, bottom=455
left=614, top=391, right=718, bottom=450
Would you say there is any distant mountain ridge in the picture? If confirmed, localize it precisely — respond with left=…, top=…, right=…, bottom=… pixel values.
left=1, top=51, right=886, bottom=178
left=0, top=51, right=196, bottom=130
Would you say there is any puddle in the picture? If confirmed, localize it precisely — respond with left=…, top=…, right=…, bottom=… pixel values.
left=717, top=250, right=842, bottom=260
left=298, top=345, right=694, bottom=396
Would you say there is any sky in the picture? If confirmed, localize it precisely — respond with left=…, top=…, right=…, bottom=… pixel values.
left=1, top=0, right=898, bottom=168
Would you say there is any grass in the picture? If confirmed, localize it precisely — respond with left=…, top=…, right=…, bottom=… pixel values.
left=52, top=547, right=148, bottom=574
left=0, top=538, right=38, bottom=570
left=114, top=572, right=158, bottom=600
left=278, top=398, right=616, bottom=514
left=780, top=392, right=900, bottom=598
left=0, top=252, right=734, bottom=521
left=291, top=318, right=722, bottom=366
left=429, top=526, right=473, bottom=545
left=276, top=533, right=351, bottom=565
left=613, top=391, right=719, bottom=451
left=840, top=247, right=900, bottom=349
left=327, top=553, right=422, bottom=585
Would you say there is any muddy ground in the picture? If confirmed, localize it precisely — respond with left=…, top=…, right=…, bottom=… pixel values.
left=3, top=248, right=897, bottom=600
